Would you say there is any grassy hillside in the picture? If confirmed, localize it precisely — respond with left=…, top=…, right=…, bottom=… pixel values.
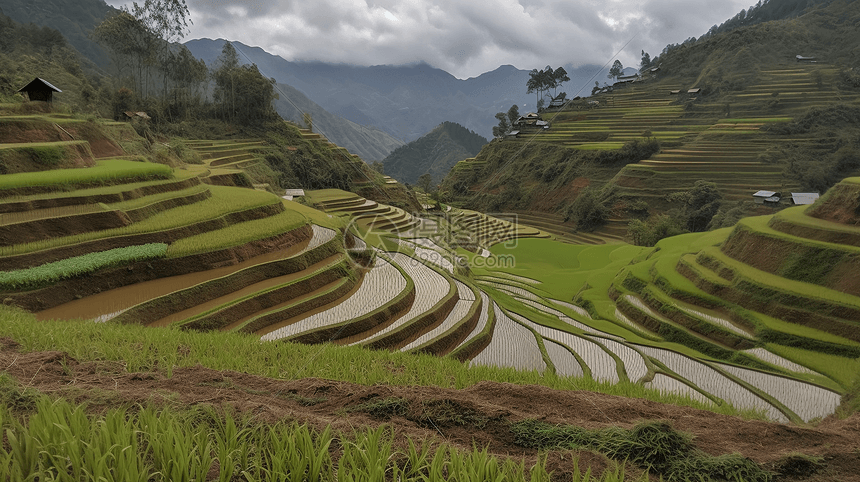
left=384, top=121, right=488, bottom=185
left=441, top=0, right=860, bottom=244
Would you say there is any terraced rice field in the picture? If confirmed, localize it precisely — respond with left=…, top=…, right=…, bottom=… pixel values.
left=469, top=303, right=545, bottom=372
left=3, top=101, right=859, bottom=431
left=638, top=346, right=789, bottom=422
left=400, top=280, right=478, bottom=352
left=261, top=254, right=407, bottom=342
left=352, top=252, right=452, bottom=347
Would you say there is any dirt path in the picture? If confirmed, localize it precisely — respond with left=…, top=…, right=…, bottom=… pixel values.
left=0, top=338, right=857, bottom=481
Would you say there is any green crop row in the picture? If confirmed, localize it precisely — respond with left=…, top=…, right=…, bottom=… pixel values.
left=0, top=243, right=167, bottom=291
left=0, top=389, right=639, bottom=482
left=0, top=186, right=282, bottom=257
left=0, top=159, right=172, bottom=192
left=166, top=206, right=307, bottom=257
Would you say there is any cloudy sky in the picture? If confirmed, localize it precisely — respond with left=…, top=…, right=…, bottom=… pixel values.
left=104, top=0, right=752, bottom=79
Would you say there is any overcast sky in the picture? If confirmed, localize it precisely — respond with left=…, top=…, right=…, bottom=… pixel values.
left=104, top=0, right=752, bottom=79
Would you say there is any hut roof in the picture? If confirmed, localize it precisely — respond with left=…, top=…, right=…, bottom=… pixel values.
left=791, top=192, right=819, bottom=205
left=17, top=77, right=62, bottom=94
left=753, top=190, right=777, bottom=198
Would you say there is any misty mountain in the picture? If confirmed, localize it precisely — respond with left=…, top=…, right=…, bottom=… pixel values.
left=383, top=122, right=488, bottom=186
left=185, top=38, right=609, bottom=141
left=0, top=0, right=114, bottom=68
left=272, top=82, right=404, bottom=162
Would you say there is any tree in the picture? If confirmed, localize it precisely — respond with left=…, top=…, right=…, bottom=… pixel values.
left=552, top=67, right=570, bottom=95
left=213, top=42, right=240, bottom=121
left=417, top=173, right=434, bottom=193
left=492, top=111, right=509, bottom=138
left=640, top=50, right=652, bottom=70
left=93, top=11, right=156, bottom=95
left=526, top=68, right=541, bottom=107
left=608, top=60, right=624, bottom=80
left=506, top=104, right=520, bottom=127
left=130, top=0, right=191, bottom=44
left=163, top=45, right=207, bottom=121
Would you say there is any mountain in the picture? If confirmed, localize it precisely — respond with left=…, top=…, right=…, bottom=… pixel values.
left=271, top=82, right=404, bottom=162
left=383, top=122, right=488, bottom=186
left=440, top=0, right=860, bottom=239
left=0, top=0, right=114, bottom=69
left=184, top=38, right=609, bottom=141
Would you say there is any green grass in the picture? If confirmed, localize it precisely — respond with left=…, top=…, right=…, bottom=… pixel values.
left=304, top=188, right=361, bottom=204
left=702, top=245, right=860, bottom=308
left=104, top=184, right=210, bottom=212
left=0, top=244, right=168, bottom=290
left=0, top=391, right=629, bottom=482
left=511, top=419, right=771, bottom=482
left=0, top=305, right=747, bottom=416
left=0, top=171, right=199, bottom=205
left=0, top=186, right=283, bottom=256
left=483, top=238, right=648, bottom=300
left=0, top=159, right=172, bottom=192
left=763, top=344, right=860, bottom=391
left=166, top=206, right=309, bottom=257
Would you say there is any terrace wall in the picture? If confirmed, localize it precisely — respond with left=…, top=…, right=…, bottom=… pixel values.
left=5, top=223, right=312, bottom=312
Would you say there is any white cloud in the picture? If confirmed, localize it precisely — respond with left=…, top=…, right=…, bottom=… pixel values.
left=102, top=0, right=752, bottom=78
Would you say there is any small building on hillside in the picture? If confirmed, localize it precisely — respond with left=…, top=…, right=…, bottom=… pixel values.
left=753, top=190, right=781, bottom=204
left=548, top=93, right=567, bottom=109
left=282, top=189, right=305, bottom=201
left=796, top=55, right=817, bottom=62
left=17, top=77, right=61, bottom=103
left=514, top=112, right=542, bottom=127
left=124, top=111, right=151, bottom=121
left=791, top=192, right=820, bottom=205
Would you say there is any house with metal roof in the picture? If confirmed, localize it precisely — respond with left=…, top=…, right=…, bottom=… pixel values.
left=753, top=190, right=781, bottom=204
left=17, top=78, right=61, bottom=103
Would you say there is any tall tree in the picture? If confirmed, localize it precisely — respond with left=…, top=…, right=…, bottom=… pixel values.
left=492, top=111, right=509, bottom=138
left=608, top=59, right=624, bottom=80
left=640, top=50, right=652, bottom=70
left=553, top=67, right=570, bottom=96
left=526, top=68, right=541, bottom=107
left=213, top=42, right=240, bottom=122
left=93, top=11, right=155, bottom=95
left=506, top=104, right=520, bottom=127
left=163, top=45, right=207, bottom=121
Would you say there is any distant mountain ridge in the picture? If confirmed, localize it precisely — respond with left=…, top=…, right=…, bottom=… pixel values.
left=271, top=82, right=404, bottom=162
left=383, top=122, right=488, bottom=185
left=184, top=39, right=610, bottom=141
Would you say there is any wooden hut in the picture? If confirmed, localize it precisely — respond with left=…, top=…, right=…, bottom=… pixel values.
left=17, top=78, right=62, bottom=102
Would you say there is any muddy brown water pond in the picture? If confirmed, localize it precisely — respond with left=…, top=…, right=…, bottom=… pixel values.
left=36, top=235, right=312, bottom=323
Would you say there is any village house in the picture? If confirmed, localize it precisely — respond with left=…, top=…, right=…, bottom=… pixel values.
left=17, top=78, right=61, bottom=103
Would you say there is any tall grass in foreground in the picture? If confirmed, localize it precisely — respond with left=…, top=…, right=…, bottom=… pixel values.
left=0, top=387, right=641, bottom=481
left=0, top=306, right=753, bottom=418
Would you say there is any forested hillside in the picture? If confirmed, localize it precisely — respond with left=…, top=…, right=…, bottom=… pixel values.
left=383, top=122, right=488, bottom=186
left=441, top=0, right=860, bottom=244
left=0, top=0, right=113, bottom=68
